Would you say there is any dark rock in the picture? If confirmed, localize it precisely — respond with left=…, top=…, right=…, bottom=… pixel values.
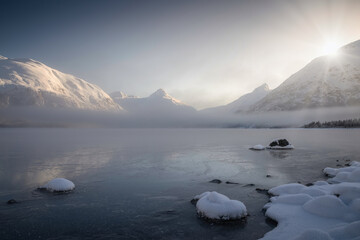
left=209, top=179, right=222, bottom=184
left=269, top=139, right=290, bottom=147
left=266, top=174, right=271, bottom=178
left=190, top=199, right=198, bottom=205
left=345, top=159, right=350, bottom=162
left=225, top=181, right=239, bottom=185
left=305, top=183, right=314, bottom=187
left=197, top=213, right=247, bottom=224
left=7, top=199, right=18, bottom=204
left=334, top=194, right=340, bottom=197
left=265, top=217, right=278, bottom=227
left=345, top=163, right=351, bottom=167
left=243, top=183, right=255, bottom=187
left=256, top=188, right=269, bottom=195
left=336, top=164, right=343, bottom=167
left=336, top=160, right=339, bottom=162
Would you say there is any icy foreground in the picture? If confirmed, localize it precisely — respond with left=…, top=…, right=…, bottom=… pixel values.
left=40, top=178, right=75, bottom=192
left=193, top=191, right=247, bottom=220
left=261, top=161, right=360, bottom=240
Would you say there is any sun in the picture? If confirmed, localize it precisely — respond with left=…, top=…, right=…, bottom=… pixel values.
left=321, top=41, right=340, bottom=56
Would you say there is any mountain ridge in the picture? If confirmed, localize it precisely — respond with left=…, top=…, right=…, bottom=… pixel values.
left=0, top=56, right=122, bottom=111
left=249, top=39, right=360, bottom=112
left=110, top=88, right=196, bottom=114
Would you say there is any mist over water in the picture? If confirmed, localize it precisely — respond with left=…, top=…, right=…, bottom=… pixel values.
left=1, top=106, right=359, bottom=128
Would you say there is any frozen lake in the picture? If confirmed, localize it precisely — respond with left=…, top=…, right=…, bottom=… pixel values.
left=1, top=128, right=360, bottom=239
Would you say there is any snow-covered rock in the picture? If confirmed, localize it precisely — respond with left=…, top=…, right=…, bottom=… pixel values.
left=194, top=191, right=247, bottom=220
left=250, top=144, right=266, bottom=150
left=261, top=161, right=360, bottom=240
left=266, top=139, right=294, bottom=150
left=40, top=178, right=75, bottom=192
left=110, top=88, right=196, bottom=115
left=251, top=40, right=360, bottom=112
left=201, top=83, right=271, bottom=114
left=0, top=56, right=122, bottom=111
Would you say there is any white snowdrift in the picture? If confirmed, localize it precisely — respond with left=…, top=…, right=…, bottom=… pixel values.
left=266, top=145, right=294, bottom=150
left=250, top=144, right=266, bottom=150
left=194, top=191, right=247, bottom=220
left=324, top=162, right=360, bottom=183
left=40, top=178, right=75, bottom=192
left=261, top=161, right=360, bottom=240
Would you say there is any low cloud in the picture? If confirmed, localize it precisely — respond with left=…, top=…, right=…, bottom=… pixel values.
left=1, top=106, right=359, bottom=128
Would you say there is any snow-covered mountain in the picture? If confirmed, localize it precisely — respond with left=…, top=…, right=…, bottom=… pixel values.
left=110, top=88, right=196, bottom=115
left=201, top=83, right=271, bottom=114
left=250, top=40, right=360, bottom=112
left=0, top=55, right=122, bottom=111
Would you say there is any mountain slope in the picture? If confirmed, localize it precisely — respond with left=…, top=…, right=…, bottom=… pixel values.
left=250, top=40, right=360, bottom=112
left=0, top=56, right=122, bottom=111
left=110, top=89, right=196, bottom=115
left=201, top=83, right=271, bottom=114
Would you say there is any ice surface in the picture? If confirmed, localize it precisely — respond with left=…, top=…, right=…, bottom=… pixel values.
left=262, top=161, right=360, bottom=240
left=195, top=191, right=247, bottom=220
left=41, top=178, right=75, bottom=192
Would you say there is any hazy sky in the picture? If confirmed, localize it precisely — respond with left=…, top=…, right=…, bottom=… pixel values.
left=1, top=0, right=360, bottom=109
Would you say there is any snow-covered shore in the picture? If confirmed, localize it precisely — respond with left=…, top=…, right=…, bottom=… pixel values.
left=261, top=161, right=360, bottom=240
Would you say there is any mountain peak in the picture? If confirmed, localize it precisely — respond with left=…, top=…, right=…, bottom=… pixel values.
left=253, top=83, right=270, bottom=92
left=150, top=88, right=168, bottom=98
left=110, top=91, right=128, bottom=99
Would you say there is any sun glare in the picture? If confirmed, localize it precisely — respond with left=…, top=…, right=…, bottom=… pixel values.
left=321, top=41, right=340, bottom=56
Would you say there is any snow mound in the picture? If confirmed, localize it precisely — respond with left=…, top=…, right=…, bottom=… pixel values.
left=250, top=144, right=265, bottom=150
left=324, top=162, right=360, bottom=183
left=293, top=229, right=332, bottom=240
left=195, top=191, right=247, bottom=220
left=328, top=220, right=360, bottom=240
left=269, top=183, right=306, bottom=195
left=40, top=178, right=75, bottom=192
left=303, top=195, right=351, bottom=219
left=261, top=161, right=360, bottom=240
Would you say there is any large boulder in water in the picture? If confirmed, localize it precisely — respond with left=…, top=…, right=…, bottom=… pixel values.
left=267, top=139, right=294, bottom=150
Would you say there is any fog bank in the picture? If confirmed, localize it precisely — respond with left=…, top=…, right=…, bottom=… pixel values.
left=0, top=106, right=359, bottom=128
